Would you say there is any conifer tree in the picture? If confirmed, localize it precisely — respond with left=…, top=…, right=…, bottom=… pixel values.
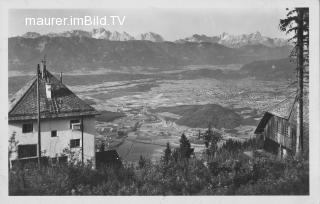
left=138, top=155, right=146, bottom=168
left=162, top=142, right=172, bottom=164
left=179, top=133, right=194, bottom=159
left=203, top=124, right=214, bottom=148
left=279, top=8, right=309, bottom=157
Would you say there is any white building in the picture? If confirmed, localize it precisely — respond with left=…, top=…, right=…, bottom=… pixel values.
left=8, top=65, right=99, bottom=166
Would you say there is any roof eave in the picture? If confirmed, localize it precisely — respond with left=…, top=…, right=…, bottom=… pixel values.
left=9, top=110, right=100, bottom=122
left=254, top=112, right=272, bottom=134
left=9, top=77, right=37, bottom=113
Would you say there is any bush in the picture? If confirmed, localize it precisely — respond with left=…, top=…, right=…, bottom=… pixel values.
left=9, top=136, right=309, bottom=195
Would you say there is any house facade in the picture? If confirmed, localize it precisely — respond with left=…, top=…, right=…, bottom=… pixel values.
left=9, top=64, right=99, bottom=166
left=254, top=96, right=308, bottom=158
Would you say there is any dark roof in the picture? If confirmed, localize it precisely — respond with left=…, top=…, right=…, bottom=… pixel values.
left=268, top=96, right=297, bottom=120
left=268, top=95, right=309, bottom=124
left=254, top=95, right=309, bottom=134
left=9, top=70, right=99, bottom=121
left=254, top=112, right=273, bottom=134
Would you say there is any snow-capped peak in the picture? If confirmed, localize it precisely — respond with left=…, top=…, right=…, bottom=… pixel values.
left=18, top=29, right=287, bottom=47
left=178, top=31, right=288, bottom=48
left=136, top=32, right=164, bottom=42
left=91, top=28, right=111, bottom=39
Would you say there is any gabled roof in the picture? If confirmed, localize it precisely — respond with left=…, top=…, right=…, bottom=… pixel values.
left=268, top=96, right=297, bottom=120
left=254, top=94, right=309, bottom=134
left=254, top=112, right=273, bottom=134
left=9, top=70, right=99, bottom=121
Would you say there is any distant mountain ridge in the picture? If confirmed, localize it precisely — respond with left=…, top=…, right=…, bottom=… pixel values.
left=20, top=28, right=164, bottom=42
left=18, top=29, right=288, bottom=47
left=9, top=32, right=291, bottom=73
left=176, top=31, right=289, bottom=48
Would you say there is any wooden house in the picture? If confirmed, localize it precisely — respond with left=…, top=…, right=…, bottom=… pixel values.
left=254, top=96, right=308, bottom=158
left=8, top=63, right=99, bottom=166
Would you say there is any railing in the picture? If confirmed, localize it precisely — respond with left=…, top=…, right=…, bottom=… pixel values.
left=10, top=156, right=68, bottom=168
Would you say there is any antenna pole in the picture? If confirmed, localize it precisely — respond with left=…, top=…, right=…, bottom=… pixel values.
left=37, top=64, right=41, bottom=168
left=81, top=116, right=84, bottom=164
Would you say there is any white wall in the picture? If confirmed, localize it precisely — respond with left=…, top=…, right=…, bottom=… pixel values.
left=9, top=116, right=96, bottom=164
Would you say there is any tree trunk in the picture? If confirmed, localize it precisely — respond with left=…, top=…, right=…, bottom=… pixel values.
left=295, top=8, right=304, bottom=158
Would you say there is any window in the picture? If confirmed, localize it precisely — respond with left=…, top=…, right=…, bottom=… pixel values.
left=18, top=144, right=37, bottom=158
left=51, top=130, right=57, bottom=137
left=271, top=118, right=276, bottom=136
left=278, top=120, right=282, bottom=133
left=284, top=124, right=289, bottom=137
left=70, top=139, right=80, bottom=148
left=70, top=119, right=80, bottom=129
left=22, top=123, right=33, bottom=133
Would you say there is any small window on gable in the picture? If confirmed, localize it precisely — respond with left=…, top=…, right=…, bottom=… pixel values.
left=51, top=130, right=57, bottom=137
left=22, top=123, right=33, bottom=133
left=70, top=139, right=80, bottom=148
left=70, top=119, right=80, bottom=129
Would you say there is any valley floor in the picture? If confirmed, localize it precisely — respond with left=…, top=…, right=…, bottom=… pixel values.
left=63, top=71, right=292, bottom=162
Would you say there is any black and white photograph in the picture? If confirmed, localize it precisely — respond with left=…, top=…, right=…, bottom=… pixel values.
left=0, top=0, right=319, bottom=202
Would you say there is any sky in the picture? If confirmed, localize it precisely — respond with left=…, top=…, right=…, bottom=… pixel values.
left=9, top=8, right=289, bottom=40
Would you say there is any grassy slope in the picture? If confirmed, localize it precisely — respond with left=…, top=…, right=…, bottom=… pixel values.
left=240, top=58, right=295, bottom=80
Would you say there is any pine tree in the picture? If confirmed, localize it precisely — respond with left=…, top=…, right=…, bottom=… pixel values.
left=138, top=155, right=146, bottom=168
left=279, top=8, right=309, bottom=157
left=206, top=131, right=222, bottom=160
left=203, top=124, right=214, bottom=148
left=179, top=133, right=194, bottom=159
left=211, top=131, right=222, bottom=149
left=162, top=142, right=172, bottom=164
left=202, top=124, right=222, bottom=159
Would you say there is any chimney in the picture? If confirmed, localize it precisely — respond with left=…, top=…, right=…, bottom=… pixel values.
left=45, top=82, right=52, bottom=99
left=37, top=64, right=40, bottom=76
left=41, top=60, right=45, bottom=79
left=60, top=72, right=63, bottom=83
left=41, top=56, right=47, bottom=79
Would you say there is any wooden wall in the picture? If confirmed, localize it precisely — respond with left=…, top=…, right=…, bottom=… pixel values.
left=263, top=115, right=296, bottom=150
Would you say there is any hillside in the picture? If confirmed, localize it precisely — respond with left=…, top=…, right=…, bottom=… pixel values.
left=9, top=36, right=290, bottom=73
left=153, top=104, right=242, bottom=129
left=240, top=58, right=295, bottom=80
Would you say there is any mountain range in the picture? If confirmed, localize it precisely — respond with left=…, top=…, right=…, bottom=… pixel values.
left=9, top=29, right=291, bottom=73
left=19, top=29, right=287, bottom=48
left=21, top=28, right=165, bottom=42
left=176, top=31, right=288, bottom=48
